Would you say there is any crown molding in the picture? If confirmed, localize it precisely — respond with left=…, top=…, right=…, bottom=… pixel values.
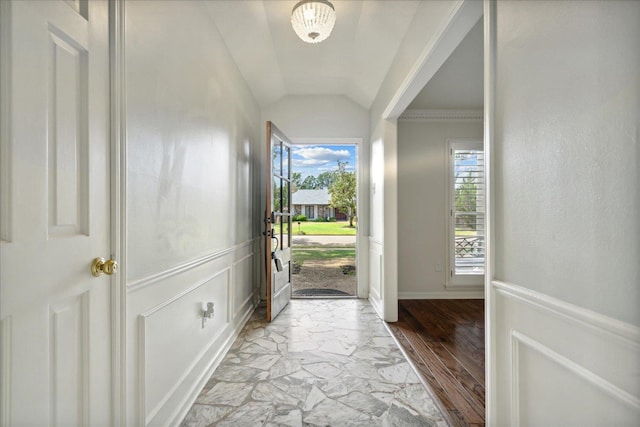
left=399, top=109, right=484, bottom=122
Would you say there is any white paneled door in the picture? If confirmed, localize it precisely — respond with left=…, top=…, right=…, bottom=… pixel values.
left=0, top=0, right=112, bottom=425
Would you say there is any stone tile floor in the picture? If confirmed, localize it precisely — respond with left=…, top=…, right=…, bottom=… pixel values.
left=181, top=299, right=447, bottom=427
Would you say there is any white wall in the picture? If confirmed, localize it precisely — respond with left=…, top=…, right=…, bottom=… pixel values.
left=368, top=1, right=460, bottom=123
left=123, top=1, right=261, bottom=424
left=367, top=0, right=471, bottom=321
left=493, top=0, right=639, bottom=327
left=397, top=118, right=483, bottom=298
left=262, top=95, right=369, bottom=140
left=489, top=0, right=640, bottom=424
left=261, top=95, right=370, bottom=298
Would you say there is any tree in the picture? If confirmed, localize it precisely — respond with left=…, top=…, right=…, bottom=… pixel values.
left=316, top=171, right=336, bottom=189
left=300, top=175, right=318, bottom=190
left=455, top=174, right=477, bottom=230
left=328, top=160, right=357, bottom=227
left=272, top=181, right=289, bottom=213
left=291, top=172, right=303, bottom=192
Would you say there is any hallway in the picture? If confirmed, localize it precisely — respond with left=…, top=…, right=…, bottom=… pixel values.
left=181, top=300, right=447, bottom=426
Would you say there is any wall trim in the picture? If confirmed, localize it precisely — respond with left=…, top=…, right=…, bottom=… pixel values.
left=235, top=288, right=260, bottom=322
left=143, top=321, right=233, bottom=425
left=511, top=330, right=640, bottom=418
left=369, top=236, right=383, bottom=246
left=0, top=0, right=12, bottom=243
left=399, top=291, right=484, bottom=299
left=232, top=252, right=255, bottom=320
left=484, top=0, right=497, bottom=422
left=168, top=301, right=257, bottom=427
left=369, top=288, right=383, bottom=320
left=128, top=238, right=258, bottom=292
left=0, top=316, right=12, bottom=426
left=493, top=280, right=640, bottom=344
left=139, top=267, right=231, bottom=424
left=369, top=247, right=383, bottom=320
left=140, top=268, right=231, bottom=319
left=399, top=109, right=483, bottom=121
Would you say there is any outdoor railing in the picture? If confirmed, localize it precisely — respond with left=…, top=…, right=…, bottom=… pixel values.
left=455, top=236, right=484, bottom=258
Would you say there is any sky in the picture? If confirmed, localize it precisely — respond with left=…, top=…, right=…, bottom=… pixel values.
left=291, top=144, right=357, bottom=178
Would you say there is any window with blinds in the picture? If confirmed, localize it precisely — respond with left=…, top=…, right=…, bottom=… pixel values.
left=449, top=140, right=485, bottom=285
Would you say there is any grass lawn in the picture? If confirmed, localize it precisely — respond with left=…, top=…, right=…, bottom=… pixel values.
left=292, top=247, right=356, bottom=265
left=277, top=221, right=356, bottom=236
left=456, top=230, right=480, bottom=237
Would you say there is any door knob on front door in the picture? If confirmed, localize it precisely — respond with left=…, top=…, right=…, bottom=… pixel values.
left=91, top=257, right=119, bottom=277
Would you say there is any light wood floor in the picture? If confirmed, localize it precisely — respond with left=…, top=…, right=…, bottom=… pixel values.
left=387, top=299, right=485, bottom=427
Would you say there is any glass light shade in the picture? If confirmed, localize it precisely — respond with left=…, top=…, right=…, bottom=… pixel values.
left=291, top=0, right=336, bottom=44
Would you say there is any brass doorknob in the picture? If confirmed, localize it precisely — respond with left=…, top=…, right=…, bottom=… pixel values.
left=91, top=257, right=118, bottom=277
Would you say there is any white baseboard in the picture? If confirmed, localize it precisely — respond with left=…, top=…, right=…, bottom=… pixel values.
left=369, top=288, right=383, bottom=320
left=398, top=291, right=484, bottom=299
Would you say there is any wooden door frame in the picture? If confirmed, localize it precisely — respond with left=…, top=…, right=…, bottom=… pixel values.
left=264, top=122, right=273, bottom=320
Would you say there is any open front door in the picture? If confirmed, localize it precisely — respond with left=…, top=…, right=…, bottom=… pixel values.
left=265, top=122, right=293, bottom=321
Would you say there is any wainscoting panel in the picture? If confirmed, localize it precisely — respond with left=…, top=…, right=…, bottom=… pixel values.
left=129, top=240, right=260, bottom=426
left=233, top=253, right=255, bottom=321
left=140, top=269, right=231, bottom=425
left=493, top=281, right=640, bottom=426
left=369, top=238, right=383, bottom=315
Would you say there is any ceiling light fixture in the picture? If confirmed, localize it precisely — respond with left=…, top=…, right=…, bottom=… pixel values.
left=291, top=0, right=336, bottom=44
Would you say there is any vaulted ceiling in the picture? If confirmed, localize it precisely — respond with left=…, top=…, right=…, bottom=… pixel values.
left=204, top=0, right=422, bottom=109
left=408, top=18, right=483, bottom=110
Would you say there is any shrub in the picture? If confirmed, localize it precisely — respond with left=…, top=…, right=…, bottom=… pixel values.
left=314, top=217, right=327, bottom=222
left=295, top=214, right=307, bottom=222
left=328, top=217, right=337, bottom=222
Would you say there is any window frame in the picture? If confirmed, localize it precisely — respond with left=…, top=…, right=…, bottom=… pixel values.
left=305, top=205, right=314, bottom=219
left=447, top=138, right=485, bottom=287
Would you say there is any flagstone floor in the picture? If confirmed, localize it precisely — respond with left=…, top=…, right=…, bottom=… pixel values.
left=181, top=299, right=447, bottom=427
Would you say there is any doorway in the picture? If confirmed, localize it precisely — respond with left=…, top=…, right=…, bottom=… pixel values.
left=289, top=143, right=358, bottom=298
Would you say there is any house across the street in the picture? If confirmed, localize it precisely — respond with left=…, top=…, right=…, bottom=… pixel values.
left=291, top=189, right=347, bottom=220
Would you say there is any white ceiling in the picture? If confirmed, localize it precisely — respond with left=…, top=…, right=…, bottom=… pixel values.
left=204, top=0, right=422, bottom=109
left=408, top=18, right=484, bottom=110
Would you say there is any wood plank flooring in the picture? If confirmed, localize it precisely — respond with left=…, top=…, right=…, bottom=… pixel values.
left=387, top=299, right=485, bottom=427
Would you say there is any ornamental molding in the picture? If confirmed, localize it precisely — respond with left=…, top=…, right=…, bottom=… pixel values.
left=399, top=109, right=484, bottom=122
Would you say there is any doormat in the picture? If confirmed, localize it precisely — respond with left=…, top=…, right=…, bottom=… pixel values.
left=293, top=288, right=351, bottom=297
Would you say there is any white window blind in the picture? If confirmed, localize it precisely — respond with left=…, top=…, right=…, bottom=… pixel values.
left=449, top=140, right=485, bottom=285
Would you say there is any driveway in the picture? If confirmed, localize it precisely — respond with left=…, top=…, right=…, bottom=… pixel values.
left=292, top=235, right=356, bottom=247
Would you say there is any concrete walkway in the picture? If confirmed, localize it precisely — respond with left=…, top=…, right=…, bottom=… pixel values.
left=292, top=235, right=356, bottom=246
